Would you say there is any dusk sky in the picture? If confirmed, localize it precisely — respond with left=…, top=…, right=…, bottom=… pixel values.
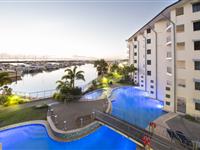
left=0, top=0, right=177, bottom=59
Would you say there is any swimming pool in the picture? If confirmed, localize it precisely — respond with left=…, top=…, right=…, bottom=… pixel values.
left=81, top=89, right=106, bottom=101
left=110, top=86, right=165, bottom=128
left=0, top=86, right=165, bottom=149
left=0, top=124, right=136, bottom=150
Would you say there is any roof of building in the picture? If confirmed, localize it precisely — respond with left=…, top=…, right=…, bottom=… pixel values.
left=127, top=0, right=187, bottom=42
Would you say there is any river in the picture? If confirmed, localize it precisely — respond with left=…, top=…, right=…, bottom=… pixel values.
left=10, top=64, right=97, bottom=95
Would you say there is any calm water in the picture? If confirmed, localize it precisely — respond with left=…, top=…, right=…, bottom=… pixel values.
left=10, top=64, right=97, bottom=93
left=110, top=86, right=165, bottom=128
left=0, top=125, right=136, bottom=150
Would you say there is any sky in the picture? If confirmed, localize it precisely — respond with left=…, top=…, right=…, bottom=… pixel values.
left=0, top=0, right=177, bottom=59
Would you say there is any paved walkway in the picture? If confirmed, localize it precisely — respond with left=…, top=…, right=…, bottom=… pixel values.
left=50, top=99, right=108, bottom=130
left=167, top=115, right=200, bottom=140
left=146, top=112, right=178, bottom=140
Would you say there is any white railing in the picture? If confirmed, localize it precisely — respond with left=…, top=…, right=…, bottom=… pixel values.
left=13, top=89, right=56, bottom=101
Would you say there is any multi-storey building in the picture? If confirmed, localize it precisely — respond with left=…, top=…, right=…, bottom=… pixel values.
left=127, top=0, right=200, bottom=117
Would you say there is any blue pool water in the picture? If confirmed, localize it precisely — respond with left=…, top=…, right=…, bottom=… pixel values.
left=82, top=89, right=105, bottom=100
left=111, top=86, right=165, bottom=128
left=0, top=125, right=136, bottom=150
left=0, top=86, right=165, bottom=150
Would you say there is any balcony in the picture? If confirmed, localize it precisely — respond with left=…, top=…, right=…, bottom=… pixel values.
left=176, top=60, right=186, bottom=69
left=166, top=22, right=172, bottom=32
left=166, top=51, right=172, bottom=60
left=177, top=79, right=186, bottom=88
left=166, top=36, right=172, bottom=46
left=176, top=42, right=185, bottom=51
left=166, top=67, right=172, bottom=76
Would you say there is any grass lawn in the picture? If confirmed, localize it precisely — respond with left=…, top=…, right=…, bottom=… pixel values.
left=0, top=106, right=48, bottom=128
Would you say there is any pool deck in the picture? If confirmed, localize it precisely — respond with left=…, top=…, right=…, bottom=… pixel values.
left=147, top=112, right=178, bottom=140
left=167, top=115, right=200, bottom=140
left=49, top=99, right=109, bottom=131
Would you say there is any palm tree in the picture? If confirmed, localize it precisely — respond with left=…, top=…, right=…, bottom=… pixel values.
left=56, top=80, right=70, bottom=91
left=110, top=63, right=119, bottom=72
left=0, top=72, right=12, bottom=88
left=94, top=59, right=108, bottom=76
left=62, top=66, right=85, bottom=88
left=120, top=65, right=136, bottom=81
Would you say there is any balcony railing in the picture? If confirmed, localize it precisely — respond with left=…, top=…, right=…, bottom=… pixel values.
left=166, top=36, right=172, bottom=45
left=166, top=22, right=172, bottom=32
left=166, top=52, right=172, bottom=59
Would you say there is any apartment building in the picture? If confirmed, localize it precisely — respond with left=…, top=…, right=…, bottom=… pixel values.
left=127, top=0, right=200, bottom=117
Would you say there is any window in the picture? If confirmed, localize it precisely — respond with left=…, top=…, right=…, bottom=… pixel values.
left=176, top=7, right=184, bottom=16
left=195, top=81, right=200, bottom=90
left=134, top=52, right=137, bottom=56
left=176, top=60, right=186, bottom=69
left=150, top=91, right=154, bottom=94
left=147, top=60, right=151, bottom=65
left=147, top=71, right=151, bottom=76
left=177, top=42, right=185, bottom=51
left=167, top=67, right=172, bottom=74
left=147, top=49, right=151, bottom=54
left=167, top=80, right=172, bottom=86
left=147, top=28, right=151, bottom=34
left=193, top=2, right=200, bottom=12
left=166, top=94, right=170, bottom=98
left=141, top=84, right=143, bottom=87
left=134, top=45, right=137, bottom=48
left=166, top=87, right=170, bottom=91
left=195, top=61, right=200, bottom=70
left=141, top=80, right=143, bottom=83
left=147, top=39, right=151, bottom=44
left=150, top=80, right=154, bottom=83
left=176, top=24, right=184, bottom=32
left=195, top=103, right=200, bottom=111
left=194, top=41, right=200, bottom=50
left=150, top=85, right=154, bottom=88
left=177, top=79, right=186, bottom=88
left=141, top=76, right=143, bottom=78
left=166, top=102, right=170, bottom=106
left=134, top=60, right=137, bottom=63
left=193, top=21, right=200, bottom=31
left=134, top=37, right=137, bottom=41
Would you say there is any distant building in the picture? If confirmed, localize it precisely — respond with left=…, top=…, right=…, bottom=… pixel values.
left=127, top=0, right=200, bottom=117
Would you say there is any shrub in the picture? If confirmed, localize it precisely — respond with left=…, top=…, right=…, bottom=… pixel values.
left=2, top=95, right=29, bottom=106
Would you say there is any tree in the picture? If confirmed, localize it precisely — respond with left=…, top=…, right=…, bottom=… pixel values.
left=0, top=72, right=12, bottom=94
left=110, top=63, right=119, bottom=72
left=62, top=66, right=85, bottom=88
left=120, top=65, right=136, bottom=81
left=0, top=72, right=12, bottom=105
left=54, top=66, right=85, bottom=101
left=94, top=59, right=108, bottom=76
left=0, top=72, right=12, bottom=88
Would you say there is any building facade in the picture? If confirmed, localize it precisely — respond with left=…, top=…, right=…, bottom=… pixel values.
left=127, top=0, right=200, bottom=117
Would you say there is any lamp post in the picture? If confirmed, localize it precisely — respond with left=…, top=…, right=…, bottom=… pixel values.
left=63, top=121, right=67, bottom=130
left=54, top=115, right=58, bottom=125
left=80, top=118, right=83, bottom=127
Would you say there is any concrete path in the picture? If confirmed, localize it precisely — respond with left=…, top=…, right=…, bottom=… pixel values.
left=147, top=112, right=178, bottom=140
left=50, top=99, right=108, bottom=131
left=167, top=115, right=200, bottom=140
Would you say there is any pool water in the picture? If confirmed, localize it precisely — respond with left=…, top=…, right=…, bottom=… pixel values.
left=111, top=86, right=165, bottom=128
left=81, top=89, right=105, bottom=100
left=0, top=125, right=136, bottom=150
left=0, top=86, right=165, bottom=150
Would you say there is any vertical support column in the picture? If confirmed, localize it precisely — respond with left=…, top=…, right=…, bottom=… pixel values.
left=142, top=34, right=147, bottom=92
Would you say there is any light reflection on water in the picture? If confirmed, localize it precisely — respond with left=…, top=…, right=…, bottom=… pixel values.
left=10, top=64, right=97, bottom=93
